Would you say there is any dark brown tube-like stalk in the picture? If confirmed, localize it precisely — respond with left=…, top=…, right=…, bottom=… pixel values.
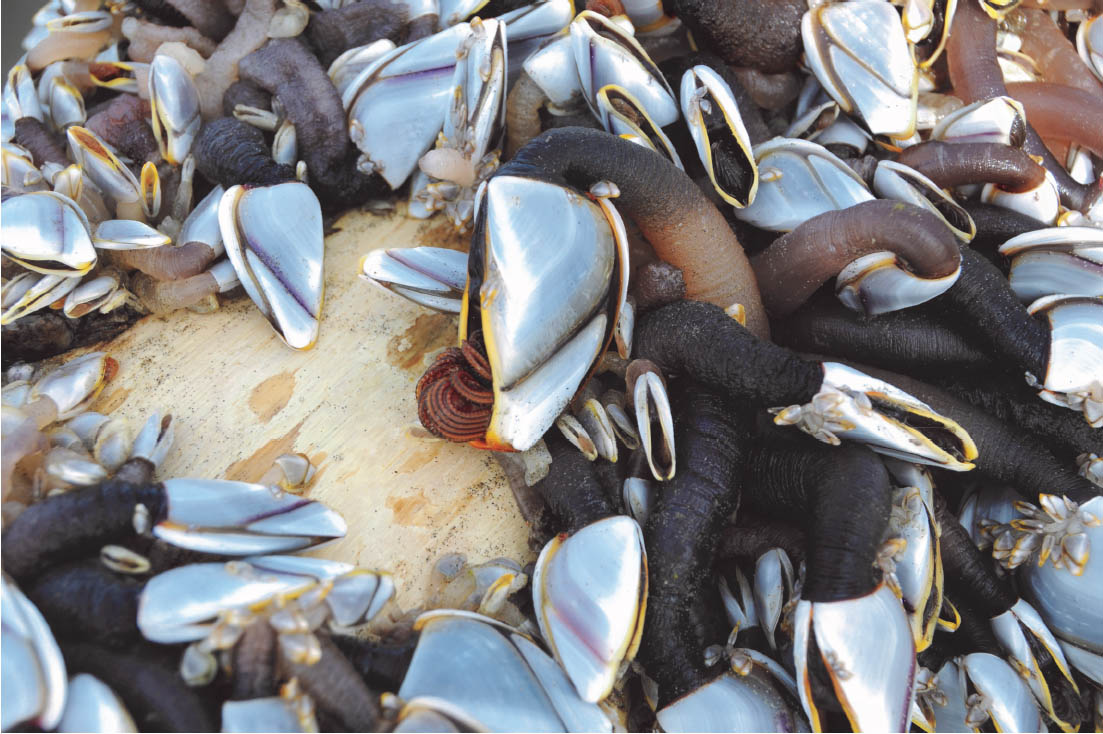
left=222, top=79, right=271, bottom=117
left=848, top=362, right=1100, bottom=504
left=305, top=1, right=411, bottom=67
left=280, top=634, right=381, bottom=732
left=163, top=0, right=234, bottom=41
left=25, top=561, right=143, bottom=647
left=640, top=385, right=753, bottom=707
left=664, top=0, right=807, bottom=73
left=62, top=641, right=218, bottom=732
left=501, top=128, right=768, bottom=337
left=193, top=116, right=296, bottom=186
left=194, top=0, right=277, bottom=121
left=231, top=620, right=279, bottom=700
left=774, top=290, right=994, bottom=374
left=1005, top=81, right=1103, bottom=158
left=238, top=37, right=383, bottom=203
left=504, top=71, right=548, bottom=159
left=961, top=201, right=1047, bottom=250
left=947, top=0, right=1101, bottom=210
left=534, top=433, right=616, bottom=534
left=745, top=433, right=890, bottom=604
left=935, top=495, right=1017, bottom=619
left=749, top=200, right=961, bottom=317
left=108, top=241, right=218, bottom=281
left=731, top=67, right=802, bottom=111
left=895, top=141, right=1046, bottom=192
left=13, top=117, right=70, bottom=168
left=0, top=480, right=166, bottom=582
left=85, top=94, right=160, bottom=164
left=1017, top=9, right=1103, bottom=96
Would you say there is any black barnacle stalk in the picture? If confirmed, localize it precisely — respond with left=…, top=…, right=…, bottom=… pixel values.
left=305, top=0, right=415, bottom=67
left=745, top=433, right=890, bottom=605
left=331, top=633, right=417, bottom=694
left=853, top=364, right=1100, bottom=504
left=61, top=641, right=219, bottom=732
left=229, top=621, right=279, bottom=701
left=960, top=202, right=1048, bottom=252
left=635, top=300, right=821, bottom=407
left=639, top=384, right=753, bottom=707
left=533, top=433, right=617, bottom=534
left=932, top=372, right=1103, bottom=462
left=919, top=247, right=1049, bottom=380
left=774, top=290, right=995, bottom=376
left=663, top=0, right=807, bottom=73
left=236, top=37, right=388, bottom=208
left=1, top=479, right=164, bottom=582
left=193, top=117, right=296, bottom=187
left=24, top=560, right=144, bottom=647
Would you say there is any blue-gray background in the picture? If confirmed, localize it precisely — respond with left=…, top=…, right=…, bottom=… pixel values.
left=4, top=2, right=47, bottom=75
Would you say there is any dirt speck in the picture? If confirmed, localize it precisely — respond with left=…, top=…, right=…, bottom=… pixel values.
left=386, top=313, right=456, bottom=371
left=248, top=371, right=296, bottom=423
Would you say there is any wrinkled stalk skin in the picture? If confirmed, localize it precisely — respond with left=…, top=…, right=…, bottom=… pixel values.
left=934, top=373, right=1103, bottom=459
left=750, top=200, right=961, bottom=317
left=923, top=247, right=1048, bottom=380
left=331, top=634, right=417, bottom=694
left=851, top=363, right=1101, bottom=504
left=895, top=141, right=1046, bottom=193
left=26, top=561, right=144, bottom=647
left=718, top=512, right=807, bottom=568
left=935, top=494, right=1017, bottom=618
left=62, top=640, right=218, bottom=732
left=535, top=433, right=617, bottom=534
left=942, top=594, right=1003, bottom=656
left=280, top=633, right=382, bottom=732
left=775, top=292, right=994, bottom=375
left=947, top=0, right=1100, bottom=210
left=640, top=385, right=753, bottom=707
left=961, top=202, right=1047, bottom=250
left=86, top=93, right=160, bottom=164
left=665, top=0, right=806, bottom=73
left=231, top=620, right=280, bottom=700
left=193, top=116, right=296, bottom=186
left=306, top=1, right=411, bottom=67
left=132, top=0, right=193, bottom=28
left=14, top=117, right=71, bottom=167
left=635, top=301, right=821, bottom=405
left=1, top=480, right=166, bottom=582
left=238, top=38, right=387, bottom=207
left=222, top=80, right=272, bottom=117
left=745, top=435, right=889, bottom=603
left=500, top=129, right=769, bottom=338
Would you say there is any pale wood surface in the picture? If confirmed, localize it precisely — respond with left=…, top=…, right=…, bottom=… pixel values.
left=79, top=206, right=535, bottom=613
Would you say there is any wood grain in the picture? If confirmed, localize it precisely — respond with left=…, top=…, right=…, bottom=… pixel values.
left=74, top=206, right=535, bottom=613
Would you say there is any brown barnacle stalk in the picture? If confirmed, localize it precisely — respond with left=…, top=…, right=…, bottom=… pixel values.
left=947, top=0, right=1102, bottom=210
left=1005, top=81, right=1103, bottom=158
left=415, top=333, right=494, bottom=443
left=85, top=94, right=161, bottom=164
left=894, top=141, right=1046, bottom=192
left=1016, top=8, right=1103, bottom=97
